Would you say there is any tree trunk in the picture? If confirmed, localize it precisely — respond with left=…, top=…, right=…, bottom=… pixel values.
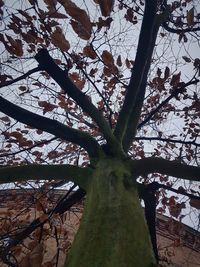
left=64, top=158, right=157, bottom=267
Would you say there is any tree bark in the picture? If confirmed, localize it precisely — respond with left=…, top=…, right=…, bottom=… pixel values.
left=64, top=158, right=157, bottom=267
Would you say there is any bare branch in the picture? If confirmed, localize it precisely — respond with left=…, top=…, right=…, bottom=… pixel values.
left=0, top=67, right=41, bottom=88
left=122, top=13, right=161, bottom=152
left=35, top=49, right=119, bottom=152
left=131, top=157, right=200, bottom=182
left=114, top=0, right=157, bottom=142
left=0, top=164, right=93, bottom=190
left=139, top=181, right=200, bottom=201
left=163, top=22, right=200, bottom=34
left=138, top=78, right=199, bottom=129
left=0, top=137, right=58, bottom=157
left=0, top=96, right=102, bottom=158
left=134, top=136, right=200, bottom=147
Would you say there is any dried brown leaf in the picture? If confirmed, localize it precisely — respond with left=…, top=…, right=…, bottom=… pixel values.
left=101, top=50, right=114, bottom=66
left=83, top=45, right=96, bottom=59
left=58, top=0, right=92, bottom=39
left=51, top=26, right=70, bottom=51
left=116, top=55, right=122, bottom=67
left=187, top=7, right=194, bottom=26
left=94, top=0, right=114, bottom=17
left=190, top=198, right=200, bottom=209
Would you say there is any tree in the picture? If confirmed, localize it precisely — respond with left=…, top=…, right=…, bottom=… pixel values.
left=0, top=0, right=200, bottom=266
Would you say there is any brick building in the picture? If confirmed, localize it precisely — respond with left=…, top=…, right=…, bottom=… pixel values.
left=0, top=189, right=199, bottom=267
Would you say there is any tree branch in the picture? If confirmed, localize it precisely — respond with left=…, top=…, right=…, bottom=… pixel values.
left=141, top=181, right=200, bottom=201
left=162, top=21, right=200, bottom=34
left=0, top=137, right=58, bottom=157
left=138, top=78, right=199, bottom=129
left=0, top=164, right=93, bottom=190
left=35, top=49, right=119, bottom=152
left=131, top=157, right=200, bottom=182
left=122, top=12, right=163, bottom=152
left=0, top=67, right=41, bottom=88
left=114, top=0, right=157, bottom=143
left=0, top=96, right=102, bottom=158
left=134, top=136, right=200, bottom=147
left=138, top=183, right=158, bottom=262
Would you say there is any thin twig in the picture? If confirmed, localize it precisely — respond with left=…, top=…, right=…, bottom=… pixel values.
left=134, top=136, right=200, bottom=147
left=138, top=78, right=199, bottom=129
left=0, top=67, right=41, bottom=88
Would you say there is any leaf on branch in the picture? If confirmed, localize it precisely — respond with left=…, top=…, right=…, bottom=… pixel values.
left=58, top=0, right=92, bottom=40
left=46, top=11, right=68, bottom=19
left=187, top=7, right=194, bottom=26
left=89, top=68, right=98, bottom=77
left=21, top=31, right=37, bottom=44
left=103, top=66, right=112, bottom=77
left=10, top=131, right=23, bottom=140
left=69, top=72, right=85, bottom=90
left=83, top=45, right=96, bottom=59
left=38, top=101, right=57, bottom=114
left=178, top=32, right=188, bottom=43
left=170, top=72, right=181, bottom=87
left=51, top=26, right=70, bottom=51
left=70, top=20, right=90, bottom=40
left=101, top=50, right=114, bottom=66
left=157, top=68, right=162, bottom=77
left=169, top=200, right=185, bottom=218
left=164, top=66, right=170, bottom=80
left=125, top=58, right=130, bottom=69
left=116, top=55, right=122, bottom=67
left=94, top=0, right=114, bottom=17
left=0, top=116, right=11, bottom=123
left=124, top=8, right=137, bottom=24
left=193, top=58, right=200, bottom=76
left=190, top=198, right=200, bottom=209
left=0, top=73, right=12, bottom=83
left=27, top=0, right=35, bottom=4
left=96, top=17, right=113, bottom=30
left=2, top=34, right=23, bottom=56
left=18, top=9, right=32, bottom=21
left=182, top=56, right=191, bottom=63
left=19, top=85, right=27, bottom=91
left=43, top=0, right=57, bottom=11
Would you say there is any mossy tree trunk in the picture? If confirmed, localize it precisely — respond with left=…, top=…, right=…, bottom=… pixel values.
left=65, top=158, right=157, bottom=267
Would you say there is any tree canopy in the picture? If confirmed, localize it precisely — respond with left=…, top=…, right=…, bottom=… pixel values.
left=0, top=0, right=200, bottom=266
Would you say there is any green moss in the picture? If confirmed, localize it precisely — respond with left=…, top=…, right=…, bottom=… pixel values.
left=64, top=158, right=157, bottom=267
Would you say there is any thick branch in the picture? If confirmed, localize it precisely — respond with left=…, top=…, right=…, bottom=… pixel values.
left=140, top=181, right=200, bottom=201
left=138, top=78, right=199, bottom=129
left=131, top=157, right=200, bottom=182
left=134, top=136, right=200, bottom=147
left=0, top=67, right=41, bottom=88
left=122, top=15, right=161, bottom=152
left=35, top=49, right=119, bottom=151
left=114, top=0, right=157, bottom=142
left=163, top=21, right=200, bottom=34
left=0, top=96, right=102, bottom=158
left=138, top=184, right=158, bottom=262
left=0, top=164, right=93, bottom=190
